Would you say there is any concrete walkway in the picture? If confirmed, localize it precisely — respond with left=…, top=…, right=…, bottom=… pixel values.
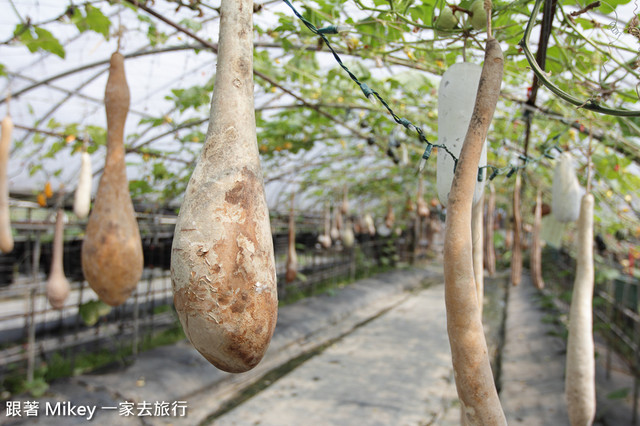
left=2, top=265, right=445, bottom=426
left=500, top=275, right=568, bottom=425
left=214, top=283, right=460, bottom=426
left=2, top=264, right=638, bottom=426
left=501, top=274, right=639, bottom=426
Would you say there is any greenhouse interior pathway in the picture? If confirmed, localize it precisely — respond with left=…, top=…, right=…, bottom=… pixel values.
left=2, top=262, right=638, bottom=426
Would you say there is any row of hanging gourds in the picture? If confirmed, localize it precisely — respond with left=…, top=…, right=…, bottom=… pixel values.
left=0, top=51, right=143, bottom=312
left=0, top=0, right=597, bottom=424
left=431, top=1, right=595, bottom=424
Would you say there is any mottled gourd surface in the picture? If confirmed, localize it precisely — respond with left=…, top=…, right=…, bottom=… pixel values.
left=170, top=0, right=277, bottom=374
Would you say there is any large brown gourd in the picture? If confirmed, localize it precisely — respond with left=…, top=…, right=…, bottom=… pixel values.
left=442, top=26, right=507, bottom=425
left=0, top=114, right=14, bottom=253
left=81, top=52, right=143, bottom=307
left=171, top=0, right=277, bottom=373
left=47, top=208, right=71, bottom=309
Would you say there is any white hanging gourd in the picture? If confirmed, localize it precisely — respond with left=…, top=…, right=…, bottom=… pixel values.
left=436, top=62, right=487, bottom=207
left=73, top=151, right=92, bottom=219
left=363, top=214, right=376, bottom=236
left=341, top=220, right=355, bottom=248
left=565, top=193, right=596, bottom=425
left=552, top=152, right=581, bottom=223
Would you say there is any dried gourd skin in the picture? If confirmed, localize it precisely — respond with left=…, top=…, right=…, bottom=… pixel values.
left=171, top=0, right=278, bottom=374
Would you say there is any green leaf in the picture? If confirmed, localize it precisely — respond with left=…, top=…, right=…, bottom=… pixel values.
left=85, top=125, right=107, bottom=150
left=179, top=18, right=202, bottom=32
left=79, top=300, right=111, bottom=326
left=84, top=5, right=111, bottom=38
left=15, top=25, right=65, bottom=58
left=129, top=179, right=153, bottom=197
left=167, top=85, right=212, bottom=112
left=606, top=388, right=630, bottom=400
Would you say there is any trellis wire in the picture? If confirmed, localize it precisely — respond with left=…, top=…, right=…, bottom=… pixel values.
left=282, top=0, right=566, bottom=180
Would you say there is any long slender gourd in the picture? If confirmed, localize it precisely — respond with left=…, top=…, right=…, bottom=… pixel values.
left=81, top=52, right=144, bottom=307
left=384, top=203, right=395, bottom=229
left=0, top=115, right=14, bottom=253
left=511, top=173, right=523, bottom=286
left=318, top=203, right=332, bottom=248
left=330, top=206, right=340, bottom=241
left=47, top=208, right=71, bottom=309
left=531, top=189, right=545, bottom=289
left=484, top=183, right=496, bottom=276
left=340, top=185, right=349, bottom=215
left=443, top=36, right=507, bottom=425
left=565, top=193, right=596, bottom=425
left=73, top=151, right=92, bottom=219
left=171, top=0, right=278, bottom=373
left=285, top=193, right=297, bottom=283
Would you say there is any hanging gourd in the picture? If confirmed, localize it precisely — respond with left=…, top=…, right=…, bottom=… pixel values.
left=416, top=179, right=429, bottom=218
left=385, top=202, right=395, bottom=229
left=340, top=185, right=349, bottom=215
left=552, top=152, right=581, bottom=223
left=437, top=62, right=487, bottom=208
left=405, top=195, right=415, bottom=213
left=511, top=173, right=523, bottom=286
left=285, top=193, right=297, bottom=283
left=47, top=207, right=71, bottom=309
left=363, top=214, right=376, bottom=236
left=73, top=149, right=92, bottom=219
left=352, top=215, right=363, bottom=235
left=318, top=203, right=332, bottom=249
left=81, top=52, right=144, bottom=307
left=0, top=113, right=13, bottom=253
left=531, top=190, right=545, bottom=290
left=341, top=219, right=355, bottom=248
left=442, top=5, right=506, bottom=422
left=400, top=143, right=409, bottom=165
left=484, top=183, right=496, bottom=277
left=335, top=206, right=344, bottom=231
left=330, top=205, right=340, bottom=241
left=565, top=193, right=596, bottom=425
left=171, top=0, right=277, bottom=374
